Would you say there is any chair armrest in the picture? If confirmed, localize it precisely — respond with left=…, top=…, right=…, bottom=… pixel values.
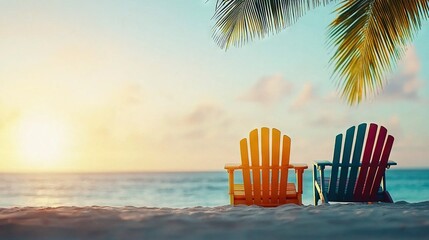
left=387, top=161, right=397, bottom=169
left=290, top=163, right=308, bottom=170
left=224, top=163, right=242, bottom=171
left=313, top=160, right=332, bottom=170
left=225, top=164, right=309, bottom=170
left=292, top=164, right=307, bottom=198
left=225, top=163, right=240, bottom=205
left=387, top=161, right=397, bottom=166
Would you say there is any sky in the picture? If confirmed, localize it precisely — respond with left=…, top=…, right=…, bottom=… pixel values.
left=0, top=1, right=428, bottom=172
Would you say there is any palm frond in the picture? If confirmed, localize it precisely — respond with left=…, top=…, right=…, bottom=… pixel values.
left=213, top=0, right=334, bottom=49
left=329, top=0, right=429, bottom=104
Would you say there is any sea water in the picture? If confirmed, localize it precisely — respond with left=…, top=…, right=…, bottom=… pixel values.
left=0, top=169, right=428, bottom=207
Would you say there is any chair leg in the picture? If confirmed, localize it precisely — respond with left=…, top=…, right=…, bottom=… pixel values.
left=312, top=165, right=319, bottom=206
left=383, top=191, right=394, bottom=203
left=295, top=169, right=304, bottom=205
left=381, top=173, right=393, bottom=203
left=314, top=183, right=320, bottom=206
left=227, top=170, right=235, bottom=205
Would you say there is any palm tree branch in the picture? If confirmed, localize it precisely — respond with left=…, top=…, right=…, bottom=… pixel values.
left=329, top=0, right=429, bottom=104
left=213, top=0, right=335, bottom=49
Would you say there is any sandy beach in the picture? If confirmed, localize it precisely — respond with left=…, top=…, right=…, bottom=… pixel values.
left=0, top=202, right=428, bottom=240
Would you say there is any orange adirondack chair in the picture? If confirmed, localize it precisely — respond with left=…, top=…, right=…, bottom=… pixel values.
left=225, top=127, right=308, bottom=206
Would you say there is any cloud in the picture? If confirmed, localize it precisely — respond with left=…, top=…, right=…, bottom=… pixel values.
left=310, top=114, right=350, bottom=128
left=381, top=46, right=423, bottom=100
left=387, top=115, right=400, bottom=128
left=239, top=75, right=292, bottom=105
left=157, top=102, right=233, bottom=163
left=183, top=103, right=225, bottom=126
left=290, top=83, right=315, bottom=110
left=176, top=102, right=234, bottom=142
left=386, top=115, right=402, bottom=137
left=116, top=82, right=144, bottom=106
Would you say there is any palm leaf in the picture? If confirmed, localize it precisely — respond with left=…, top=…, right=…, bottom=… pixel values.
left=213, top=0, right=334, bottom=49
left=329, top=0, right=429, bottom=104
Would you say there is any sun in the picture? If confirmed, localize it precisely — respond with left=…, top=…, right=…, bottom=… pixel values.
left=16, top=115, right=69, bottom=168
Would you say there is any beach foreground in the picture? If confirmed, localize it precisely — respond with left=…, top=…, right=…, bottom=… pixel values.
left=0, top=202, right=428, bottom=240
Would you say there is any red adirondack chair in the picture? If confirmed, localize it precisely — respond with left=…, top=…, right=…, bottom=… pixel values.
left=313, top=123, right=397, bottom=205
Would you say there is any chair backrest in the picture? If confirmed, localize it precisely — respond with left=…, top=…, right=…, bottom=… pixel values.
left=328, top=123, right=395, bottom=202
left=240, top=127, right=291, bottom=205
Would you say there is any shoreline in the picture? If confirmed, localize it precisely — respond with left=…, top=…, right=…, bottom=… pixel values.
left=0, top=201, right=428, bottom=239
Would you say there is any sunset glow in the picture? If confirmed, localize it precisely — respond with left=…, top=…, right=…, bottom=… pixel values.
left=16, top=115, right=70, bottom=169
left=0, top=1, right=428, bottom=173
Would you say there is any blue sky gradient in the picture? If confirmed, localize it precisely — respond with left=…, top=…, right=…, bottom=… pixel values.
left=0, top=1, right=428, bottom=171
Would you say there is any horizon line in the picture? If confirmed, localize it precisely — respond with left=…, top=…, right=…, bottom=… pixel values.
left=0, top=167, right=428, bottom=174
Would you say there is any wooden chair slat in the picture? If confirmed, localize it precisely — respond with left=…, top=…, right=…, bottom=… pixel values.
left=370, top=135, right=394, bottom=199
left=261, top=127, right=270, bottom=204
left=270, top=128, right=281, bottom=204
left=362, top=126, right=387, bottom=199
left=354, top=123, right=378, bottom=200
left=328, top=134, right=342, bottom=200
left=240, top=138, right=253, bottom=205
left=278, top=135, right=291, bottom=204
left=337, top=126, right=355, bottom=200
left=345, top=123, right=367, bottom=200
left=249, top=129, right=262, bottom=205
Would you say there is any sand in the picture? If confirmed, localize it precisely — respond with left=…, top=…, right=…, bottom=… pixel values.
left=0, top=202, right=428, bottom=240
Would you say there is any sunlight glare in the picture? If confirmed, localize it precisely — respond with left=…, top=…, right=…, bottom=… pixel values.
left=16, top=115, right=70, bottom=168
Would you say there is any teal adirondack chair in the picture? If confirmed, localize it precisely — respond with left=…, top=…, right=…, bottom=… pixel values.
left=313, top=123, right=397, bottom=205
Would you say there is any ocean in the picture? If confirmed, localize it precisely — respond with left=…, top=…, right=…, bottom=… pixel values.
left=0, top=169, right=428, bottom=207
